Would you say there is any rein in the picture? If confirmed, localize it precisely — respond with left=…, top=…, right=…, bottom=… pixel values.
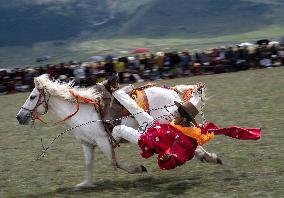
left=37, top=102, right=178, bottom=160
left=55, top=90, right=101, bottom=124
left=32, top=83, right=207, bottom=161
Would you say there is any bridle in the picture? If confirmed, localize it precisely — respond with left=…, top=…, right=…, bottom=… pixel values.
left=21, top=88, right=49, bottom=124
left=197, top=85, right=207, bottom=125
left=21, top=87, right=102, bottom=125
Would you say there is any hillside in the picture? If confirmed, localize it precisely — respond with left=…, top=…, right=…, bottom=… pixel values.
left=0, top=0, right=151, bottom=46
left=0, top=0, right=283, bottom=46
left=116, top=0, right=284, bottom=38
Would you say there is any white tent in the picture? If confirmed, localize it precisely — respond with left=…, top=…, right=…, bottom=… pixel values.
left=269, top=41, right=279, bottom=45
left=237, top=42, right=254, bottom=47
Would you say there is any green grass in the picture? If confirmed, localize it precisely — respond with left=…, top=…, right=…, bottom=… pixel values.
left=1, top=25, right=284, bottom=68
left=1, top=67, right=284, bottom=197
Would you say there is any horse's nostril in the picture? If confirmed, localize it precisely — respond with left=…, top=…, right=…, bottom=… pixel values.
left=16, top=115, right=20, bottom=120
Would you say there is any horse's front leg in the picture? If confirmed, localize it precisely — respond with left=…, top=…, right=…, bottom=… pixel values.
left=75, top=143, right=95, bottom=189
left=195, top=145, right=223, bottom=164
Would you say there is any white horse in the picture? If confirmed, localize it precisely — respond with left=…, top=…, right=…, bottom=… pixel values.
left=16, top=75, right=220, bottom=189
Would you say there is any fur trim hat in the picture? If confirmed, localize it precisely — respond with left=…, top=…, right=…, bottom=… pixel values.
left=174, top=100, right=199, bottom=125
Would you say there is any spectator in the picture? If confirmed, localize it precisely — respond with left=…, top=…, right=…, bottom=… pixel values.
left=47, top=64, right=57, bottom=79
left=235, top=46, right=249, bottom=70
left=1, top=38, right=284, bottom=96
left=104, top=59, right=115, bottom=77
left=73, top=62, right=87, bottom=86
left=258, top=45, right=272, bottom=68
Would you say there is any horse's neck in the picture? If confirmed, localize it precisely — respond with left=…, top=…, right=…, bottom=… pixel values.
left=48, top=96, right=101, bottom=125
left=48, top=96, right=108, bottom=145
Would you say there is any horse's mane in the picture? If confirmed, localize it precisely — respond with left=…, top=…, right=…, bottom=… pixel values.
left=34, top=74, right=102, bottom=102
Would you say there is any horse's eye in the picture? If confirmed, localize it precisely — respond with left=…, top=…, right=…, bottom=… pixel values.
left=30, top=95, right=37, bottom=100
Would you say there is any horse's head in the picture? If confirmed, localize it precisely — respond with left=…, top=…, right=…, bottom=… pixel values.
left=16, top=87, right=49, bottom=125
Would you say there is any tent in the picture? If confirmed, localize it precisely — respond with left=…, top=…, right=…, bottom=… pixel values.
left=269, top=41, right=279, bottom=45
left=130, top=48, right=150, bottom=54
left=88, top=55, right=103, bottom=62
left=36, top=55, right=51, bottom=62
left=237, top=42, right=254, bottom=47
left=256, top=39, right=270, bottom=45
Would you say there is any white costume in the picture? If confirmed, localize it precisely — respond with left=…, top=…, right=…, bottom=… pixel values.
left=111, top=89, right=203, bottom=144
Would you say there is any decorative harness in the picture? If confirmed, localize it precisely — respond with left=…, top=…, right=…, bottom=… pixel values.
left=170, top=83, right=207, bottom=126
left=21, top=88, right=102, bottom=125
left=25, top=83, right=205, bottom=126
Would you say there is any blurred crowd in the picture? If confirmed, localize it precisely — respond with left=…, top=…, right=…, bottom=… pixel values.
left=1, top=42, right=284, bottom=95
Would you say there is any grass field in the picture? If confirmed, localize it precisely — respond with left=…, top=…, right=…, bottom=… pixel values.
left=1, top=25, right=284, bottom=68
left=0, top=67, right=284, bottom=197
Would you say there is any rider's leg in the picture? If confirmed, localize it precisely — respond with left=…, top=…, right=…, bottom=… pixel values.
left=112, top=89, right=154, bottom=131
left=112, top=125, right=140, bottom=144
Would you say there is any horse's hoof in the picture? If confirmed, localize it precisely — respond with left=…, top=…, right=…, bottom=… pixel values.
left=216, top=157, right=223, bottom=165
left=74, top=181, right=95, bottom=191
left=198, top=156, right=206, bottom=163
left=141, top=165, right=148, bottom=172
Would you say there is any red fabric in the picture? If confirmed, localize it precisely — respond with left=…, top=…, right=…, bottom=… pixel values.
left=201, top=122, right=261, bottom=140
left=130, top=48, right=150, bottom=54
left=138, top=122, right=197, bottom=170
left=138, top=121, right=261, bottom=170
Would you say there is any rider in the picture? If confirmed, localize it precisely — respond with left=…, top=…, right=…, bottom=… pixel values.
left=106, top=76, right=261, bottom=170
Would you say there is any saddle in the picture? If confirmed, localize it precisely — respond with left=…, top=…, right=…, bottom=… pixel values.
left=95, top=82, right=155, bottom=139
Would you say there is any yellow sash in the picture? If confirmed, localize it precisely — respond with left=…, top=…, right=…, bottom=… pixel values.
left=170, top=121, right=214, bottom=145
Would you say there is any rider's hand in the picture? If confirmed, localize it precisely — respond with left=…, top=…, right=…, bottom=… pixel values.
left=160, top=153, right=172, bottom=162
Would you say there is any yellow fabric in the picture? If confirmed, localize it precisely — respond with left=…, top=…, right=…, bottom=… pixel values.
left=182, top=88, right=194, bottom=102
left=170, top=120, right=214, bottom=145
left=130, top=89, right=149, bottom=112
left=122, top=89, right=149, bottom=116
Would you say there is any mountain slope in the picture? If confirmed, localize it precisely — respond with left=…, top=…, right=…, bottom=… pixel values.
left=0, top=0, right=283, bottom=46
left=0, top=0, right=151, bottom=46
left=116, top=0, right=284, bottom=37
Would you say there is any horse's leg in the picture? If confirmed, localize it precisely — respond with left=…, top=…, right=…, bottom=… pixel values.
left=116, top=160, right=147, bottom=174
left=92, top=134, right=145, bottom=174
left=113, top=125, right=148, bottom=173
left=195, top=146, right=223, bottom=164
left=75, top=143, right=95, bottom=189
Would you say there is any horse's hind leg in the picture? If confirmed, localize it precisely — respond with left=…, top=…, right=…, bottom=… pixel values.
left=75, top=143, right=95, bottom=189
left=195, top=146, right=223, bottom=165
left=94, top=134, right=146, bottom=174
left=113, top=125, right=148, bottom=173
left=116, top=160, right=147, bottom=174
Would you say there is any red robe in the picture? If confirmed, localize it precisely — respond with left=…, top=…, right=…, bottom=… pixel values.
left=138, top=122, right=198, bottom=170
left=138, top=121, right=261, bottom=170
